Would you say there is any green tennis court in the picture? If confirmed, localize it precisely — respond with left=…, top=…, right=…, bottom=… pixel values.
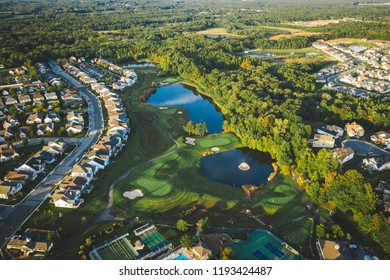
left=96, top=238, right=138, bottom=260
left=141, top=230, right=166, bottom=250
left=230, top=230, right=302, bottom=260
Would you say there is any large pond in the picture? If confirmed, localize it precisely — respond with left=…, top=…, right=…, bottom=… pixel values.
left=200, top=148, right=274, bottom=188
left=122, top=63, right=156, bottom=68
left=147, top=84, right=223, bottom=134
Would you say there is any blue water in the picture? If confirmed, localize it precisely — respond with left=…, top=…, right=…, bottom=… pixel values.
left=147, top=84, right=223, bottom=134
left=200, top=148, right=274, bottom=188
left=174, top=253, right=189, bottom=260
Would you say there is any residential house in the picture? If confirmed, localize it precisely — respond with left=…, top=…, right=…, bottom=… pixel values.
left=345, top=122, right=365, bottom=138
left=36, top=123, right=54, bottom=136
left=15, top=158, right=45, bottom=178
left=0, top=144, right=19, bottom=162
left=19, top=126, right=28, bottom=138
left=370, top=131, right=390, bottom=145
left=331, top=147, right=355, bottom=164
left=362, top=157, right=390, bottom=172
left=4, top=170, right=30, bottom=185
left=0, top=98, right=4, bottom=108
left=108, top=130, right=128, bottom=142
left=112, top=82, right=126, bottom=90
left=3, top=128, right=13, bottom=139
left=6, top=229, right=54, bottom=256
left=318, top=240, right=352, bottom=260
left=316, top=127, right=340, bottom=139
left=61, top=175, right=89, bottom=191
left=4, top=96, right=18, bottom=106
left=191, top=243, right=212, bottom=260
left=26, top=113, right=43, bottom=124
left=312, top=134, right=335, bottom=148
left=0, top=181, right=23, bottom=199
left=44, top=113, right=60, bottom=124
left=87, top=150, right=109, bottom=167
left=0, top=131, right=5, bottom=144
left=52, top=187, right=84, bottom=208
left=71, top=165, right=94, bottom=179
left=100, top=135, right=123, bottom=155
left=66, top=122, right=84, bottom=134
left=37, top=151, right=56, bottom=164
left=62, top=89, right=82, bottom=103
left=326, top=125, right=344, bottom=138
left=44, top=92, right=58, bottom=101
left=66, top=111, right=84, bottom=125
left=32, top=93, right=45, bottom=103
left=81, top=157, right=106, bottom=171
left=2, top=120, right=12, bottom=130
left=18, top=94, right=32, bottom=104
left=46, top=140, right=67, bottom=155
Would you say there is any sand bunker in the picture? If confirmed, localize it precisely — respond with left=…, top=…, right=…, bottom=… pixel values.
left=123, top=189, right=144, bottom=200
left=185, top=137, right=196, bottom=145
left=211, top=147, right=220, bottom=152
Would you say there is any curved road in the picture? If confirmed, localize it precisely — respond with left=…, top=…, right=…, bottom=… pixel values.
left=95, top=109, right=180, bottom=223
left=0, top=60, right=103, bottom=251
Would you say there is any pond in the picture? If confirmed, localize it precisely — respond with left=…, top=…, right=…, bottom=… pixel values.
left=200, top=148, right=274, bottom=188
left=122, top=63, right=156, bottom=68
left=147, top=84, right=223, bottom=134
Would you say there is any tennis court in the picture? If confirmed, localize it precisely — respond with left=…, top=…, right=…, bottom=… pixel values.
left=94, top=235, right=138, bottom=260
left=230, top=230, right=301, bottom=260
left=140, top=230, right=166, bottom=251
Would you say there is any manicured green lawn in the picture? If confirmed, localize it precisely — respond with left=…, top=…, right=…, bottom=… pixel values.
left=273, top=217, right=313, bottom=258
left=252, top=174, right=310, bottom=224
left=111, top=132, right=244, bottom=217
left=197, top=136, right=232, bottom=148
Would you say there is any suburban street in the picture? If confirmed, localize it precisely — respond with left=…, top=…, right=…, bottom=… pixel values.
left=0, top=60, right=103, bottom=251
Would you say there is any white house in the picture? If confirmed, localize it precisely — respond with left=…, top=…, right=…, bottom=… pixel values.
left=15, top=158, right=45, bottom=176
left=0, top=144, right=19, bottom=162
left=331, top=147, right=355, bottom=164
left=66, top=122, right=84, bottom=134
left=44, top=92, right=58, bottom=101
left=312, top=134, right=335, bottom=148
left=26, top=114, right=42, bottom=125
left=345, top=122, right=365, bottom=138
left=71, top=165, right=94, bottom=179
left=36, top=123, right=54, bottom=136
left=52, top=187, right=84, bottom=208
left=0, top=181, right=23, bottom=199
left=44, top=113, right=60, bottom=124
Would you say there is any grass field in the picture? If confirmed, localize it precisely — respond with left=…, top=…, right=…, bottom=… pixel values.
left=273, top=217, right=313, bottom=258
left=196, top=28, right=243, bottom=37
left=327, top=38, right=389, bottom=46
left=255, top=25, right=320, bottom=40
left=252, top=174, right=310, bottom=223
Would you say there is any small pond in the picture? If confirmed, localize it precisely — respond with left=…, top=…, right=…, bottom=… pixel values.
left=200, top=148, right=274, bottom=188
